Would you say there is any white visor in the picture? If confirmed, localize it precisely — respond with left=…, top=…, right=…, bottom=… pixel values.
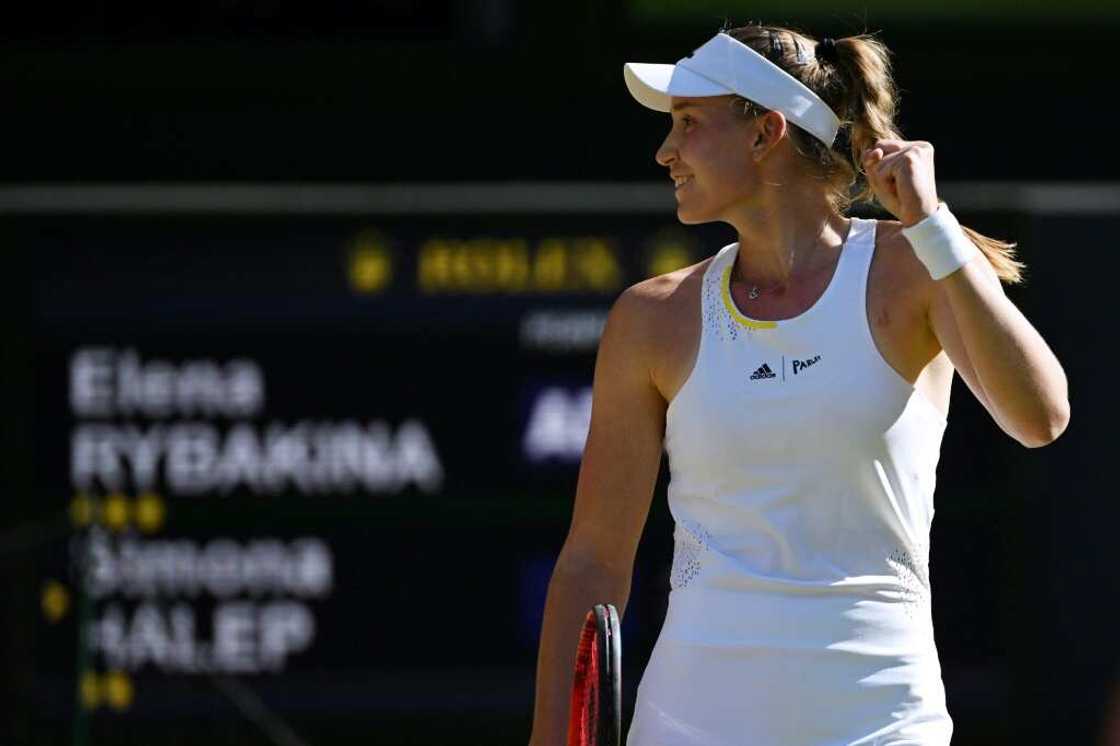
left=623, top=32, right=841, bottom=148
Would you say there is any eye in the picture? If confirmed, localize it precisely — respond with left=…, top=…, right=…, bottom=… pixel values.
left=681, top=115, right=695, bottom=129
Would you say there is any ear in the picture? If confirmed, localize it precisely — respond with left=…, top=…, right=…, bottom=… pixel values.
left=751, top=110, right=788, bottom=162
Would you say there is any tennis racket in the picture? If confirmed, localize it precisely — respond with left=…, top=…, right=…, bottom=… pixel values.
left=567, top=603, right=621, bottom=746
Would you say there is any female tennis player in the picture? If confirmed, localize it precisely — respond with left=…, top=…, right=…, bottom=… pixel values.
left=529, top=23, right=1069, bottom=746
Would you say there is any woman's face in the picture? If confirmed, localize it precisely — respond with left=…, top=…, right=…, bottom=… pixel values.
left=655, top=95, right=766, bottom=224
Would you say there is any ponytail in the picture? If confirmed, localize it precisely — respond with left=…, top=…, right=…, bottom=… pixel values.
left=726, top=23, right=1026, bottom=284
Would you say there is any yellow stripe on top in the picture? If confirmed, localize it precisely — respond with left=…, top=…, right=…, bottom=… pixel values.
left=720, top=262, right=778, bottom=330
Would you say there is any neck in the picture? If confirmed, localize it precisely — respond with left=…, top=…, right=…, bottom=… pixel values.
left=725, top=184, right=848, bottom=289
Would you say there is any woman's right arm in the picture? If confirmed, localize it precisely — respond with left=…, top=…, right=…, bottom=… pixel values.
left=528, top=284, right=668, bottom=746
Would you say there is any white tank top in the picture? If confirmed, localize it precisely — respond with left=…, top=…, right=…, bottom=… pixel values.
left=627, top=217, right=955, bottom=746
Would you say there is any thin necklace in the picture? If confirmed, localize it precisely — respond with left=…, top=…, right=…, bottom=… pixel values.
left=733, top=220, right=846, bottom=300
left=732, top=253, right=794, bottom=300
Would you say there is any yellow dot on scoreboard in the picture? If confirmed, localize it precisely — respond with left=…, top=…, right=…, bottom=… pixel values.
left=69, top=494, right=95, bottom=527
left=80, top=671, right=101, bottom=710
left=41, top=580, right=71, bottom=623
left=647, top=245, right=692, bottom=277
left=348, top=233, right=393, bottom=294
left=134, top=493, right=166, bottom=534
left=104, top=671, right=134, bottom=711
left=102, top=493, right=131, bottom=532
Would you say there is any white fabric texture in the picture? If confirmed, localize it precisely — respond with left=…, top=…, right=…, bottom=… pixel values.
left=626, top=217, right=954, bottom=746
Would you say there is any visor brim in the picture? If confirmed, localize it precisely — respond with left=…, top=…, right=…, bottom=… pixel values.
left=623, top=62, right=732, bottom=112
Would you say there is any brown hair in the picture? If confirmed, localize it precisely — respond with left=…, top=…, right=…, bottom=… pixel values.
left=723, top=23, right=1024, bottom=284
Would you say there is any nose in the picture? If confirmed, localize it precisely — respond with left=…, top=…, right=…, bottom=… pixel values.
left=655, top=129, right=677, bottom=168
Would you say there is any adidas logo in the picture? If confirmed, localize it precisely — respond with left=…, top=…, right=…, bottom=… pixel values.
left=750, top=363, right=777, bottom=380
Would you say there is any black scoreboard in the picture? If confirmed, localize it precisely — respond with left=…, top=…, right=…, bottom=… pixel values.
left=15, top=186, right=1109, bottom=746
left=21, top=195, right=737, bottom=744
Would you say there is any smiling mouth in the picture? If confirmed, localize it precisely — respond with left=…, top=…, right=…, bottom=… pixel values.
left=673, top=175, right=693, bottom=190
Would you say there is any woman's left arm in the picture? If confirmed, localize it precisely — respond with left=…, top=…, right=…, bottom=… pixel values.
left=929, top=251, right=1070, bottom=447
left=864, top=138, right=1071, bottom=448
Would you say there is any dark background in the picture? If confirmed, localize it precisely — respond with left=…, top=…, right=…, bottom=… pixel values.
left=4, top=2, right=1118, bottom=745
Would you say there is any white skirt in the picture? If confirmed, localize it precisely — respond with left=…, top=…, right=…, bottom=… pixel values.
left=625, top=586, right=954, bottom=746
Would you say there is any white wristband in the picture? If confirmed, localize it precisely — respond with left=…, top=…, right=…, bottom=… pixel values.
left=899, top=202, right=980, bottom=280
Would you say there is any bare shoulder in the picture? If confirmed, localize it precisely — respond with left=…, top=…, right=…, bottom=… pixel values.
left=875, top=219, right=930, bottom=283
left=619, top=256, right=710, bottom=314
left=872, top=218, right=941, bottom=312
left=869, top=218, right=953, bottom=412
left=876, top=214, right=1001, bottom=294
left=608, top=256, right=712, bottom=402
left=615, top=257, right=710, bottom=339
